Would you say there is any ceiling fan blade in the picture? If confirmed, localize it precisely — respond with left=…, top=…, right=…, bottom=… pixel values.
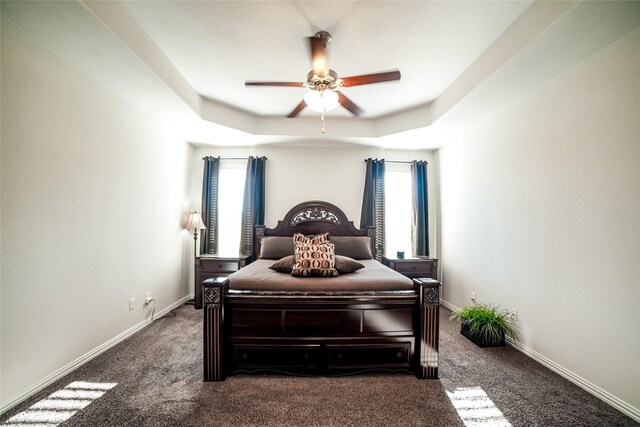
left=308, top=36, right=328, bottom=77
left=287, top=99, right=307, bottom=118
left=337, top=92, right=363, bottom=117
left=245, top=81, right=305, bottom=87
left=340, top=70, right=401, bottom=87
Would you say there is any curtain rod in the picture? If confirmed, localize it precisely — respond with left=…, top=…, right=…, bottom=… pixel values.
left=363, top=159, right=418, bottom=164
left=202, top=156, right=268, bottom=160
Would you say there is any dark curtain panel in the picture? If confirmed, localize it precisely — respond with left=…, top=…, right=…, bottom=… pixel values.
left=411, top=160, right=429, bottom=257
left=360, top=158, right=386, bottom=260
left=200, top=156, right=220, bottom=254
left=240, top=156, right=266, bottom=256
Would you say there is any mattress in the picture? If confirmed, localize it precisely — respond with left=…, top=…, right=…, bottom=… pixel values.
left=227, top=259, right=413, bottom=292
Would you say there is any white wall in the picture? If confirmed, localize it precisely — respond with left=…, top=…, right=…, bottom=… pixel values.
left=191, top=145, right=436, bottom=229
left=0, top=19, right=193, bottom=408
left=188, top=144, right=437, bottom=291
left=438, top=28, right=639, bottom=412
left=190, top=145, right=438, bottom=292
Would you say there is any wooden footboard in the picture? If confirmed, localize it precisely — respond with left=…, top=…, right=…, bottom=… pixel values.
left=203, top=278, right=441, bottom=381
left=202, top=200, right=441, bottom=381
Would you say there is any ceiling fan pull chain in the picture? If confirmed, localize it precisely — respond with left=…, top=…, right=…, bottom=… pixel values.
left=321, top=111, right=326, bottom=134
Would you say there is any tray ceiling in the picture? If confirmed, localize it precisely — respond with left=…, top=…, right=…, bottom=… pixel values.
left=119, top=1, right=531, bottom=118
left=3, top=1, right=639, bottom=148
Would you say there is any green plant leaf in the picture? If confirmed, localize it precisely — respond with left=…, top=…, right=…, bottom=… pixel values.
left=450, top=303, right=519, bottom=344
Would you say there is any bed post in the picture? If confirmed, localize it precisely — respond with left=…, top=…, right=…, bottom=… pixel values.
left=203, top=277, right=228, bottom=381
left=414, top=278, right=441, bottom=379
left=365, top=226, right=376, bottom=259
left=254, top=226, right=265, bottom=263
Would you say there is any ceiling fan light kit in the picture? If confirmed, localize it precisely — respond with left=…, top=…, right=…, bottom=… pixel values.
left=304, top=90, right=339, bottom=113
left=245, top=31, right=401, bottom=133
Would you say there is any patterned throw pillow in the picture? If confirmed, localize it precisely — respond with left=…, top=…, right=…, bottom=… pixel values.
left=291, top=238, right=338, bottom=277
left=271, top=253, right=363, bottom=275
left=293, top=232, right=330, bottom=245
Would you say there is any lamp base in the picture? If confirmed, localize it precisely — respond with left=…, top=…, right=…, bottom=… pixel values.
left=192, top=233, right=199, bottom=308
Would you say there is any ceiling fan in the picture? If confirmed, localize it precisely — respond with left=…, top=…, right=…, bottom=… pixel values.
left=245, top=31, right=401, bottom=123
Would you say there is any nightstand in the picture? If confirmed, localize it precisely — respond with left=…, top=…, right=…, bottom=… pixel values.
left=195, top=254, right=249, bottom=309
left=382, top=256, right=438, bottom=279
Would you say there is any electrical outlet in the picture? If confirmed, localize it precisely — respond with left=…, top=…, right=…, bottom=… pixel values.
left=145, top=293, right=152, bottom=304
left=129, top=298, right=135, bottom=310
left=471, top=292, right=477, bottom=303
left=509, top=309, right=518, bottom=321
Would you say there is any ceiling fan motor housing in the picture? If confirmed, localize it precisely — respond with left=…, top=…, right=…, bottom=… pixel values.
left=313, top=31, right=332, bottom=47
left=305, top=69, right=340, bottom=91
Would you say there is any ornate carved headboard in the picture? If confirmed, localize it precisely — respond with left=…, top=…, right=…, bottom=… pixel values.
left=254, top=200, right=375, bottom=260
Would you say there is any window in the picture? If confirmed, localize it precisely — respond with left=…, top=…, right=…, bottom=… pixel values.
left=385, top=163, right=413, bottom=257
left=217, top=160, right=246, bottom=256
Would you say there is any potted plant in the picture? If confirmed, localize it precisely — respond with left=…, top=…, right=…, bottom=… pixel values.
left=450, top=304, right=519, bottom=347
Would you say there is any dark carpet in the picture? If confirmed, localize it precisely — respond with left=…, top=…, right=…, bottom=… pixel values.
left=1, top=306, right=636, bottom=426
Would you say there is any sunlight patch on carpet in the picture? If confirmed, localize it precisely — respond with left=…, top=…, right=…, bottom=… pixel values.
left=2, top=381, right=117, bottom=427
left=446, top=386, right=512, bottom=427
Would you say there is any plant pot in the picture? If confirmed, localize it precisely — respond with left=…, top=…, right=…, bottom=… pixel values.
left=460, top=324, right=505, bottom=348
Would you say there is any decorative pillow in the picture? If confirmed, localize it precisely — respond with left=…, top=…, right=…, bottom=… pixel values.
left=259, top=237, right=295, bottom=259
left=293, top=232, right=330, bottom=245
left=269, top=255, right=296, bottom=273
left=291, top=241, right=338, bottom=277
left=334, top=255, right=365, bottom=274
left=331, top=236, right=373, bottom=260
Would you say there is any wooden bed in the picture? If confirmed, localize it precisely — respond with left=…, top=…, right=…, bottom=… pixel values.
left=202, top=200, right=440, bottom=381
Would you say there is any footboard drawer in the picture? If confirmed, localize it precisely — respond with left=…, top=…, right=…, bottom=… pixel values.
left=327, top=343, right=412, bottom=368
left=233, top=345, right=320, bottom=369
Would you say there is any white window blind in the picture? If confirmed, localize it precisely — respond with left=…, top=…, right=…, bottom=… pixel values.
left=385, top=163, right=412, bottom=257
left=217, top=161, right=246, bottom=256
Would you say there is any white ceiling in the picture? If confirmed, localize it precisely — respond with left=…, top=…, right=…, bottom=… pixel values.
left=119, top=1, right=531, bottom=118
left=2, top=1, right=639, bottom=149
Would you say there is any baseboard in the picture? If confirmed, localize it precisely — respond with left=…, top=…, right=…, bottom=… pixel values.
left=441, top=298, right=640, bottom=423
left=440, top=299, right=457, bottom=313
left=505, top=337, right=640, bottom=422
left=0, top=294, right=194, bottom=415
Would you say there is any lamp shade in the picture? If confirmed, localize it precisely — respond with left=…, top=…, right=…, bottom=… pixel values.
left=185, top=212, right=206, bottom=230
left=304, top=89, right=339, bottom=113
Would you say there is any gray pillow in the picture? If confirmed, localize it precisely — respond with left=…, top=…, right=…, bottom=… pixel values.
left=269, top=255, right=296, bottom=273
left=259, top=236, right=295, bottom=259
left=334, top=255, right=365, bottom=274
left=331, top=236, right=373, bottom=260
